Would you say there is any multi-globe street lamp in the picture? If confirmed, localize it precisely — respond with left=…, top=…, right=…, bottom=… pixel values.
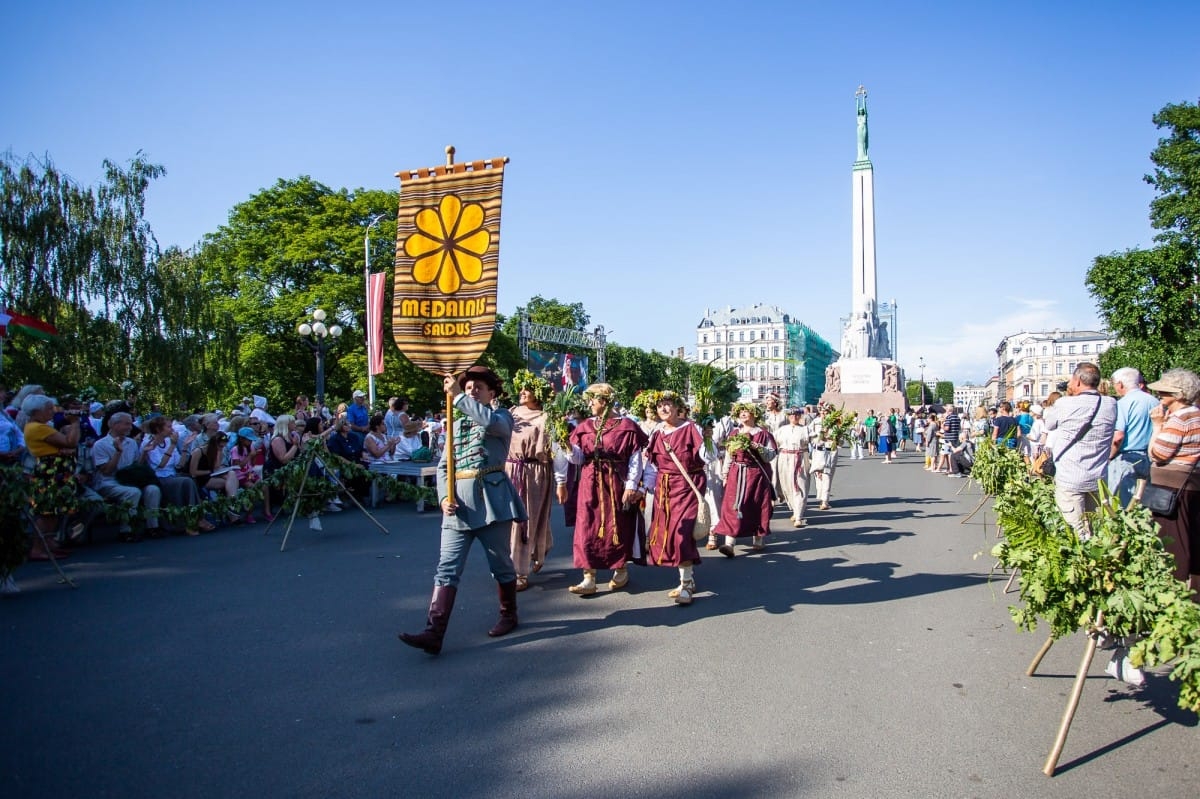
left=297, top=309, right=342, bottom=406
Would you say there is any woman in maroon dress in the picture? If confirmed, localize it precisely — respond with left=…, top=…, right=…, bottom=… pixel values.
left=565, top=384, right=649, bottom=595
left=643, top=391, right=710, bottom=605
left=712, top=402, right=778, bottom=557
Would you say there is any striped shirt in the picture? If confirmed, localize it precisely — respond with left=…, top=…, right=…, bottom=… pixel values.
left=1150, top=404, right=1200, bottom=466
left=941, top=413, right=961, bottom=445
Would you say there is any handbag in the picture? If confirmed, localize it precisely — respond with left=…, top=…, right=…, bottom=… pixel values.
left=1032, top=396, right=1101, bottom=478
left=1030, top=449, right=1055, bottom=477
left=115, top=461, right=160, bottom=488
left=1140, top=455, right=1200, bottom=519
left=662, top=441, right=712, bottom=542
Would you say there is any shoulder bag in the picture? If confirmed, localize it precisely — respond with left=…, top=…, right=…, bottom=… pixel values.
left=1031, top=396, right=1101, bottom=478
left=1140, top=454, right=1200, bottom=519
left=663, top=440, right=712, bottom=541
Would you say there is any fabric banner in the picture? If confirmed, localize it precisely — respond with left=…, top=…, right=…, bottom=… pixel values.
left=367, top=272, right=387, bottom=375
left=392, top=157, right=506, bottom=375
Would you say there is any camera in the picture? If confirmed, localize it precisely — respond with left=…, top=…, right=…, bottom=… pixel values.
left=1055, top=381, right=1069, bottom=393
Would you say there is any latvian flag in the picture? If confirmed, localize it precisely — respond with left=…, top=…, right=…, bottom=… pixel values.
left=0, top=309, right=60, bottom=340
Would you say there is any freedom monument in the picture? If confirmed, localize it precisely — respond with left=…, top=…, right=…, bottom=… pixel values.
left=820, top=86, right=907, bottom=416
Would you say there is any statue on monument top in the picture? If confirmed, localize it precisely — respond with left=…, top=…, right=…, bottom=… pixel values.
left=855, top=85, right=869, bottom=162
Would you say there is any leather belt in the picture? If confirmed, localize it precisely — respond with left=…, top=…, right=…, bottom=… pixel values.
left=455, top=464, right=505, bottom=479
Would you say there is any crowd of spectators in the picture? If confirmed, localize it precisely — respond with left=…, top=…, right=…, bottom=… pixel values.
left=0, top=384, right=446, bottom=567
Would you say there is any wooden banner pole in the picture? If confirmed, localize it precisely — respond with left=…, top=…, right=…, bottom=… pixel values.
left=445, top=385, right=456, bottom=505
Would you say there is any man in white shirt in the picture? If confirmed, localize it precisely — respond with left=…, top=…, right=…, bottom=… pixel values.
left=91, top=412, right=162, bottom=540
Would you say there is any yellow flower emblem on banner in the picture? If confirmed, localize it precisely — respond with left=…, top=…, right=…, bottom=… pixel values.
left=404, top=194, right=490, bottom=295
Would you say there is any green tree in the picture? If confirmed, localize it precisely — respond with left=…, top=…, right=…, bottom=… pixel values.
left=499, top=295, right=591, bottom=340
left=0, top=150, right=212, bottom=407
left=935, top=380, right=955, bottom=404
left=196, top=176, right=403, bottom=410
left=1087, top=100, right=1200, bottom=379
left=905, top=380, right=926, bottom=406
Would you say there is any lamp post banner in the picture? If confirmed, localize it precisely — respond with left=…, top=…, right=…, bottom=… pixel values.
left=367, top=272, right=387, bottom=376
left=392, top=156, right=506, bottom=374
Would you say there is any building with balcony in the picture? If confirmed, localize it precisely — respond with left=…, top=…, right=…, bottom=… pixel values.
left=696, top=304, right=835, bottom=405
left=995, top=329, right=1114, bottom=402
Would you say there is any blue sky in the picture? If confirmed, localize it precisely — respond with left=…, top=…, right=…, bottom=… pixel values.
left=4, top=1, right=1197, bottom=385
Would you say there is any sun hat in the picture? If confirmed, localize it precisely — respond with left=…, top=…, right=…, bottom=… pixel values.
left=1147, top=375, right=1188, bottom=396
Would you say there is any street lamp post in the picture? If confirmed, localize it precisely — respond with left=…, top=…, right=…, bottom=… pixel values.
left=364, top=212, right=387, bottom=409
left=298, top=309, right=343, bottom=406
left=918, top=357, right=927, bottom=407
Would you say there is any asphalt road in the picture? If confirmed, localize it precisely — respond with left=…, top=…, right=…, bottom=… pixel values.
left=2, top=450, right=1196, bottom=798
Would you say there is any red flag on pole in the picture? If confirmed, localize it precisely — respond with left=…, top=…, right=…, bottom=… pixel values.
left=367, top=272, right=386, bottom=376
left=2, top=309, right=59, bottom=340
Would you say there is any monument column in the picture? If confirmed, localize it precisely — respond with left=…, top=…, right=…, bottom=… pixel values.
left=852, top=84, right=877, bottom=315
left=822, top=86, right=905, bottom=416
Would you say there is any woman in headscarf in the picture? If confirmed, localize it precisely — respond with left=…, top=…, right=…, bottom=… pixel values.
left=642, top=391, right=710, bottom=604
left=712, top=401, right=777, bottom=557
left=562, top=383, right=649, bottom=595
left=505, top=370, right=556, bottom=591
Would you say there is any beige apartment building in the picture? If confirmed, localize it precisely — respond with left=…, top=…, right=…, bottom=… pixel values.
left=995, top=329, right=1114, bottom=403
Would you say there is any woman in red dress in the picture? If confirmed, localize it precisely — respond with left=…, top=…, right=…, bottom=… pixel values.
left=712, top=402, right=778, bottom=557
left=643, top=391, right=710, bottom=605
left=564, top=384, right=649, bottom=595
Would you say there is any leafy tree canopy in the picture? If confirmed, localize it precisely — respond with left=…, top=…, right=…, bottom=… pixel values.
left=1088, top=99, right=1200, bottom=379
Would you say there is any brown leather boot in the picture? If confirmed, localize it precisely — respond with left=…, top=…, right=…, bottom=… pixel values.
left=488, top=580, right=519, bottom=637
left=399, top=585, right=457, bottom=655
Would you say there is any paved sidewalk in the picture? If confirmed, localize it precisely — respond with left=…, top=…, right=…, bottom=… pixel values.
left=2, top=449, right=1195, bottom=798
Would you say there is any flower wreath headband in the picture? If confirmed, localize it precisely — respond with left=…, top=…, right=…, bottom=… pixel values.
left=583, top=383, right=618, bottom=406
left=656, top=390, right=689, bottom=413
left=510, top=369, right=554, bottom=407
left=729, top=401, right=763, bottom=423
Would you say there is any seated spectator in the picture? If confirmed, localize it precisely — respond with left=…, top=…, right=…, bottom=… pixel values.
left=0, top=404, right=26, bottom=467
left=92, top=411, right=162, bottom=541
left=87, top=401, right=105, bottom=438
left=141, top=416, right=213, bottom=535
left=249, top=395, right=275, bottom=428
left=293, top=395, right=312, bottom=424
left=21, top=394, right=80, bottom=559
left=195, top=413, right=222, bottom=450
left=950, top=436, right=974, bottom=477
left=326, top=417, right=364, bottom=463
left=229, top=426, right=266, bottom=523
left=345, top=390, right=370, bottom=446
left=188, top=430, right=240, bottom=522
left=364, top=414, right=400, bottom=464
left=177, top=414, right=204, bottom=458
